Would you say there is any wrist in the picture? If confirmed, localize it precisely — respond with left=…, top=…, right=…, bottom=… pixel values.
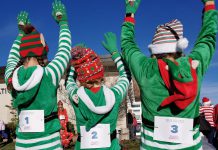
left=126, top=13, right=134, bottom=18
left=111, top=51, right=120, bottom=60
left=205, top=1, right=215, bottom=5
left=205, top=2, right=216, bottom=11
left=59, top=21, right=68, bottom=26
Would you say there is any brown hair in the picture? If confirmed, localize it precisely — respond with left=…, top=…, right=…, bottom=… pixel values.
left=19, top=24, right=35, bottom=34
left=151, top=52, right=183, bottom=59
left=80, top=78, right=104, bottom=89
left=7, top=56, right=47, bottom=91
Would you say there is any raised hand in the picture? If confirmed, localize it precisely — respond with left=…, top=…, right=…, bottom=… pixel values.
left=125, top=0, right=141, bottom=14
left=17, top=11, right=30, bottom=34
left=52, top=0, right=68, bottom=25
left=102, top=32, right=118, bottom=55
left=202, top=0, right=214, bottom=4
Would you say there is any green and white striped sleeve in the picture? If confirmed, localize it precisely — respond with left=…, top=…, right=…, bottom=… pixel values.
left=111, top=52, right=131, bottom=102
left=66, top=66, right=79, bottom=104
left=45, top=25, right=71, bottom=87
left=4, top=35, right=22, bottom=85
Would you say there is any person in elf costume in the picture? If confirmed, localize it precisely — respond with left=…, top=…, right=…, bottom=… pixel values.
left=58, top=100, right=69, bottom=130
left=66, top=32, right=131, bottom=150
left=4, top=0, right=71, bottom=149
left=121, top=0, right=217, bottom=149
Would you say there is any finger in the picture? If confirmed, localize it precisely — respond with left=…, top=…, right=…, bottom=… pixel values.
left=101, top=41, right=107, bottom=49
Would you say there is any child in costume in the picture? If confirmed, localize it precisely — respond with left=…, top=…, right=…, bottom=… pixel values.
left=66, top=32, right=130, bottom=149
left=4, top=0, right=71, bottom=149
left=121, top=0, right=217, bottom=149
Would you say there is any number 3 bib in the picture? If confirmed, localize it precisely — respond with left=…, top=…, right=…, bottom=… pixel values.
left=18, top=110, right=45, bottom=132
left=80, top=124, right=111, bottom=149
left=154, top=116, right=193, bottom=144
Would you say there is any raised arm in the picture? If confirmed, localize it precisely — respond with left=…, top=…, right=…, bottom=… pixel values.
left=189, top=0, right=217, bottom=75
left=66, top=66, right=79, bottom=104
left=4, top=11, right=30, bottom=85
left=45, top=0, right=71, bottom=87
left=102, top=32, right=131, bottom=102
left=121, top=0, right=148, bottom=80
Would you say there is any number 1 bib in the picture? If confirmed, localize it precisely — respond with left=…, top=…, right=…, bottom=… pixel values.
left=80, top=124, right=111, bottom=149
left=154, top=116, right=193, bottom=144
left=18, top=110, right=44, bottom=132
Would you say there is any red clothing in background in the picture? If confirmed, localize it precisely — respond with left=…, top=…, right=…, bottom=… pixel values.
left=200, top=105, right=215, bottom=127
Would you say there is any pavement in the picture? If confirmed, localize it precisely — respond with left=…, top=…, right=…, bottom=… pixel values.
left=202, top=134, right=216, bottom=150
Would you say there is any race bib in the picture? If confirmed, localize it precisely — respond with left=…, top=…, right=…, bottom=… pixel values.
left=59, top=115, right=65, bottom=120
left=154, top=116, right=193, bottom=144
left=80, top=124, right=111, bottom=149
left=18, top=110, right=44, bottom=132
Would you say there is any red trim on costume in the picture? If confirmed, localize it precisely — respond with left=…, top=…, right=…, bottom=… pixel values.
left=205, top=4, right=216, bottom=12
left=90, top=86, right=101, bottom=93
left=20, top=41, right=42, bottom=47
left=22, top=34, right=40, bottom=40
left=158, top=58, right=198, bottom=110
left=125, top=17, right=135, bottom=24
left=8, top=78, right=12, bottom=84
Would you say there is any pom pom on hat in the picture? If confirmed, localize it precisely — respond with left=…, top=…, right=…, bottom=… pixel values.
left=202, top=97, right=211, bottom=105
left=177, top=38, right=189, bottom=51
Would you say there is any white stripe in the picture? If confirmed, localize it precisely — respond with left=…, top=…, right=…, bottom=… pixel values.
left=117, top=61, right=123, bottom=69
left=16, top=139, right=61, bottom=150
left=60, top=32, right=71, bottom=38
left=56, top=51, right=70, bottom=64
left=119, top=66, right=125, bottom=72
left=16, top=132, right=60, bottom=144
left=112, top=87, right=121, bottom=96
left=113, top=85, right=124, bottom=97
left=49, top=63, right=61, bottom=80
left=15, top=40, right=21, bottom=43
left=141, top=127, right=201, bottom=149
left=53, top=148, right=63, bottom=150
left=46, top=67, right=57, bottom=86
left=57, top=47, right=71, bottom=57
left=9, top=55, right=20, bottom=61
left=114, top=57, right=121, bottom=63
left=59, top=42, right=71, bottom=48
left=11, top=49, right=20, bottom=56
left=52, top=59, right=65, bottom=74
left=59, top=37, right=71, bottom=44
left=12, top=43, right=20, bottom=49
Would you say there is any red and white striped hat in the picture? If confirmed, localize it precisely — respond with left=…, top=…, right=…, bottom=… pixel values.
left=148, top=19, right=188, bottom=54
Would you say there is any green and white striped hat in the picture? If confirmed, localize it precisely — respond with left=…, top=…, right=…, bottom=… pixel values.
left=148, top=19, right=188, bottom=54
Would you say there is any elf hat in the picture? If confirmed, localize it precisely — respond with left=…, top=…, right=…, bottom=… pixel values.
left=202, top=97, right=211, bottom=105
left=148, top=19, right=188, bottom=54
left=71, top=45, right=104, bottom=83
left=20, top=26, right=48, bottom=58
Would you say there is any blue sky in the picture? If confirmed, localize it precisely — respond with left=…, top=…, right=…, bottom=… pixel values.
left=0, top=0, right=217, bottom=104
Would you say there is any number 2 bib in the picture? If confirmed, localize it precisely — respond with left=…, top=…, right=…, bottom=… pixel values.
left=154, top=116, right=193, bottom=144
left=80, top=124, right=111, bottom=149
left=18, top=110, right=44, bottom=132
